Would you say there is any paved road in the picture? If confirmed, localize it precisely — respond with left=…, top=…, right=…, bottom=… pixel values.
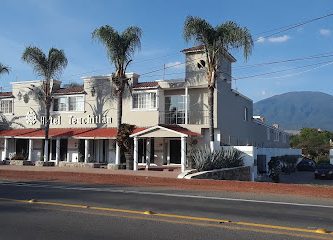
left=280, top=171, right=333, bottom=185
left=0, top=180, right=332, bottom=240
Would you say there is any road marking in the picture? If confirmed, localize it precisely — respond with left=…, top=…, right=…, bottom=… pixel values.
left=0, top=197, right=331, bottom=239
left=1, top=181, right=333, bottom=209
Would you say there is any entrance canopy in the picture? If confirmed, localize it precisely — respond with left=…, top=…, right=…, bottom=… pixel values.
left=0, top=127, right=146, bottom=139
left=130, top=124, right=200, bottom=138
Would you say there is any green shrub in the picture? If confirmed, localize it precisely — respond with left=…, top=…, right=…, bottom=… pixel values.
left=191, top=146, right=244, bottom=172
left=268, top=158, right=281, bottom=183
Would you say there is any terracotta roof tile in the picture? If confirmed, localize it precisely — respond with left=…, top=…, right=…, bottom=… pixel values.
left=0, top=127, right=146, bottom=139
left=53, top=86, right=85, bottom=95
left=0, top=92, right=14, bottom=98
left=181, top=45, right=236, bottom=62
left=181, top=45, right=205, bottom=53
left=158, top=124, right=201, bottom=137
left=133, top=82, right=159, bottom=89
left=74, top=127, right=146, bottom=139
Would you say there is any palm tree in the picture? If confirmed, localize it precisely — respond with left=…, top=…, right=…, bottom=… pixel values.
left=92, top=25, right=142, bottom=164
left=0, top=63, right=10, bottom=75
left=183, top=16, right=253, bottom=151
left=22, top=46, right=68, bottom=162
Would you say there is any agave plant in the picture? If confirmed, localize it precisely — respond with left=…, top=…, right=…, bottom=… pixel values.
left=191, top=146, right=244, bottom=172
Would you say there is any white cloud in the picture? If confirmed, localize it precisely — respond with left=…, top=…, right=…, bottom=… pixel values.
left=256, top=36, right=265, bottom=43
left=165, top=61, right=184, bottom=69
left=319, top=28, right=331, bottom=36
left=268, top=35, right=290, bottom=43
left=261, top=90, right=266, bottom=95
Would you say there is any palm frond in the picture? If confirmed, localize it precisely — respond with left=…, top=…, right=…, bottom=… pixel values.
left=22, top=46, right=48, bottom=78
left=92, top=25, right=142, bottom=78
left=0, top=63, right=10, bottom=75
left=48, top=48, right=68, bottom=79
left=22, top=46, right=68, bottom=81
left=183, top=16, right=214, bottom=44
left=216, top=21, right=253, bottom=60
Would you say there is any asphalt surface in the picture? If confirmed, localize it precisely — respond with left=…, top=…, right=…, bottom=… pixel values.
left=0, top=180, right=332, bottom=240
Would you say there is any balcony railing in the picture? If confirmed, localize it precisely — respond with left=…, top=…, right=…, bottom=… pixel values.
left=159, top=110, right=209, bottom=125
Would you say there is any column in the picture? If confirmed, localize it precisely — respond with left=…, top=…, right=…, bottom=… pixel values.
left=133, top=137, right=138, bottom=171
left=185, top=86, right=188, bottom=124
left=84, top=139, right=89, bottom=163
left=181, top=136, right=186, bottom=172
left=28, top=139, right=33, bottom=161
left=115, top=142, right=120, bottom=165
left=146, top=138, right=150, bottom=168
left=96, top=140, right=100, bottom=163
left=4, top=138, right=9, bottom=159
left=55, top=138, right=60, bottom=165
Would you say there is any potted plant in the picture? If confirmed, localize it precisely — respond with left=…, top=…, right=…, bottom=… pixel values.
left=116, top=123, right=135, bottom=170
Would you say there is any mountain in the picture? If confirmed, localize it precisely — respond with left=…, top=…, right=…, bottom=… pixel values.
left=253, top=91, right=333, bottom=131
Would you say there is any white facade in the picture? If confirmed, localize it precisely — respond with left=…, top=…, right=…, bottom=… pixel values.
left=0, top=46, right=299, bottom=175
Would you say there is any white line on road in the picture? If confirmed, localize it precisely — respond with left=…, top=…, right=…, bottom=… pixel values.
left=1, top=181, right=333, bottom=209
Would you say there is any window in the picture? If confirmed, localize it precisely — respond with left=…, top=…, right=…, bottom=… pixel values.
left=0, top=99, right=13, bottom=114
left=53, top=96, right=84, bottom=112
left=274, top=131, right=279, bottom=142
left=244, top=107, right=248, bottom=121
left=132, top=92, right=157, bottom=110
left=267, top=128, right=270, bottom=141
left=165, top=95, right=186, bottom=124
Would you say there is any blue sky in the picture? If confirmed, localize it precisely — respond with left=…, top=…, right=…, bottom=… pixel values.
left=1, top=0, right=333, bottom=102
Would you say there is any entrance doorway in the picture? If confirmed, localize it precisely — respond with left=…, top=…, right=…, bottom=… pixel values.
left=50, top=139, right=68, bottom=161
left=169, top=140, right=181, bottom=164
left=15, top=139, right=29, bottom=159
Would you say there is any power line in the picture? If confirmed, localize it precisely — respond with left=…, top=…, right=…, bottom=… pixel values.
left=3, top=12, right=333, bottom=90
left=253, top=12, right=333, bottom=41
left=55, top=12, right=333, bottom=83
left=233, top=59, right=333, bottom=80
left=234, top=51, right=333, bottom=69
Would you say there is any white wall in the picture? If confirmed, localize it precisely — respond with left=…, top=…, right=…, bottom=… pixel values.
left=229, top=146, right=256, bottom=181
left=330, top=149, right=333, bottom=164
left=220, top=146, right=301, bottom=181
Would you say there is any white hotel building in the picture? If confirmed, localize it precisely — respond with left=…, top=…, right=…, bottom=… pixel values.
left=0, top=46, right=300, bottom=178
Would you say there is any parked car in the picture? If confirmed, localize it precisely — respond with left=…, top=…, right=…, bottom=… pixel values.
left=314, top=164, right=333, bottom=179
left=296, top=158, right=316, bottom=171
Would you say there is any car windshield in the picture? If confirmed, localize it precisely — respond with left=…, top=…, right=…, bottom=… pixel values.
left=316, top=164, right=333, bottom=169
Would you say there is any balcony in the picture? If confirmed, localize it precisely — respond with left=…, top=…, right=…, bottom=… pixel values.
left=159, top=110, right=208, bottom=125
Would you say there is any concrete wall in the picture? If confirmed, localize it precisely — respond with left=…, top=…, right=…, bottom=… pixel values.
left=221, top=146, right=301, bottom=181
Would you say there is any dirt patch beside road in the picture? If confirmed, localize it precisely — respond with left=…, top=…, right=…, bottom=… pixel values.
left=1, top=169, right=333, bottom=199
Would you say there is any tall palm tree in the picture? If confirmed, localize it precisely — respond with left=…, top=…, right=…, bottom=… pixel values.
left=0, top=63, right=10, bottom=75
left=184, top=16, right=253, bottom=151
left=92, top=25, right=142, bottom=164
left=22, top=46, right=68, bottom=162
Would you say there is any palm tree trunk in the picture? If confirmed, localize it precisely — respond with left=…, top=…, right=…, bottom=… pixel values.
left=116, top=90, right=123, bottom=163
left=44, top=99, right=50, bottom=162
left=208, top=86, right=214, bottom=152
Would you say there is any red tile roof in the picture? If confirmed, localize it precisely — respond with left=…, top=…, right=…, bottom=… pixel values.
left=159, top=124, right=201, bottom=137
left=74, top=127, right=146, bottom=139
left=53, top=86, right=85, bottom=95
left=0, top=128, right=146, bottom=139
left=181, top=45, right=236, bottom=62
left=181, top=45, right=205, bottom=53
left=0, top=92, right=13, bottom=98
left=0, top=129, right=40, bottom=137
left=132, top=81, right=159, bottom=89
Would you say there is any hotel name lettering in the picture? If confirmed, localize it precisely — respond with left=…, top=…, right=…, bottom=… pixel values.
left=39, top=114, right=112, bottom=125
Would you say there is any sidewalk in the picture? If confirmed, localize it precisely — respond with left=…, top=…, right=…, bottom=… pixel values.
left=0, top=165, right=180, bottom=178
left=1, top=165, right=333, bottom=199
